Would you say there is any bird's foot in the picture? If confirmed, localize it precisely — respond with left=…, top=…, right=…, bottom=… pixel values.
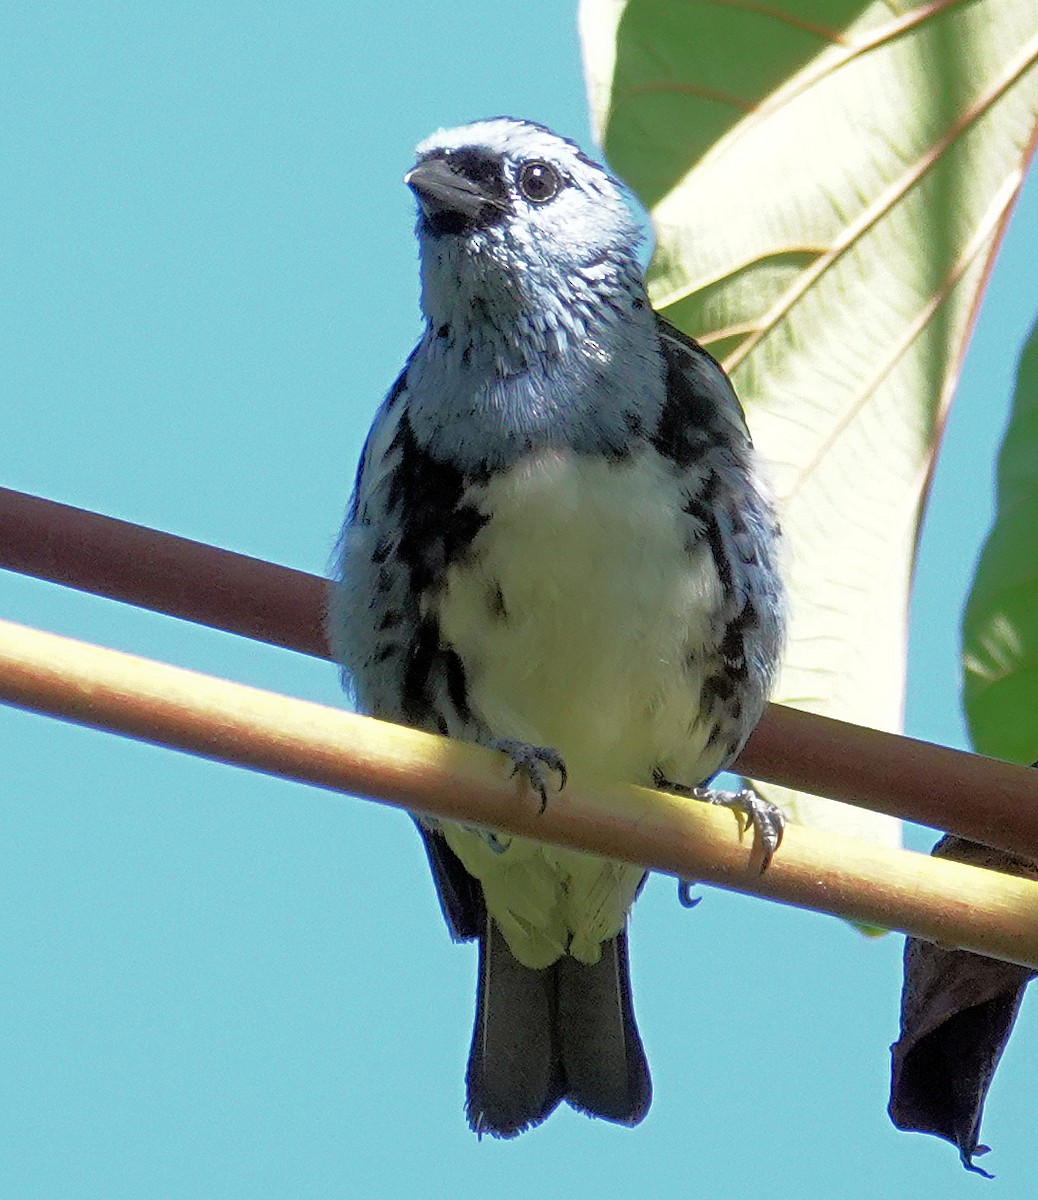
left=692, top=785, right=785, bottom=872
left=655, top=771, right=785, bottom=873
left=490, top=738, right=567, bottom=814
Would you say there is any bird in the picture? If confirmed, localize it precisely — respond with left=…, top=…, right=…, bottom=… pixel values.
left=330, top=116, right=785, bottom=1137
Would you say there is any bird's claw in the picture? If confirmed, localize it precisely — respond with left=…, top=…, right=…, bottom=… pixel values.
left=676, top=879, right=702, bottom=908
left=692, top=785, right=785, bottom=872
left=491, top=738, right=567, bottom=814
left=655, top=771, right=785, bottom=873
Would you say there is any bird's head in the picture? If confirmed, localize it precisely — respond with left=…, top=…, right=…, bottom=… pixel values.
left=406, top=118, right=646, bottom=345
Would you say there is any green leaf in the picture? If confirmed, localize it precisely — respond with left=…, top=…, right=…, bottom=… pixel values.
left=963, top=319, right=1038, bottom=764
left=581, top=0, right=1038, bottom=843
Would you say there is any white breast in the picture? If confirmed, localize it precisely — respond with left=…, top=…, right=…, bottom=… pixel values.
left=436, top=447, right=729, bottom=968
left=438, top=447, right=725, bottom=786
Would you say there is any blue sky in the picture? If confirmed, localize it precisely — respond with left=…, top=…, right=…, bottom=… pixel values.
left=2, top=4, right=1037, bottom=1197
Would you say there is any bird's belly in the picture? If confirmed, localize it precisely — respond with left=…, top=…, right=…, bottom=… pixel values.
left=436, top=448, right=728, bottom=966
left=438, top=447, right=725, bottom=786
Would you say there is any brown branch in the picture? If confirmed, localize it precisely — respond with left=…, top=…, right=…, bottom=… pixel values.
left=2, top=615, right=1038, bottom=969
left=0, top=486, right=328, bottom=657
left=3, top=486, right=1038, bottom=858
left=738, top=711, right=1038, bottom=862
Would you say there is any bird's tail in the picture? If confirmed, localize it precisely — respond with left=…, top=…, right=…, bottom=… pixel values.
left=465, top=916, right=651, bottom=1137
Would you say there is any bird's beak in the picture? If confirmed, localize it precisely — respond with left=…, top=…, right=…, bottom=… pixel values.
left=405, top=158, right=505, bottom=221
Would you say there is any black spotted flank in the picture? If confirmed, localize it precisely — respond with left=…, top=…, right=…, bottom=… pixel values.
left=347, top=361, right=412, bottom=521
left=402, top=615, right=472, bottom=728
left=720, top=602, right=758, bottom=678
left=387, top=413, right=490, bottom=594
left=444, top=647, right=471, bottom=721
left=402, top=617, right=440, bottom=725
left=701, top=670, right=744, bottom=727
left=623, top=409, right=645, bottom=438
left=681, top=473, right=718, bottom=525
left=486, top=582, right=508, bottom=620
left=381, top=413, right=489, bottom=730
left=711, top=535, right=735, bottom=597
left=700, top=669, right=735, bottom=702
left=682, top=477, right=739, bottom=601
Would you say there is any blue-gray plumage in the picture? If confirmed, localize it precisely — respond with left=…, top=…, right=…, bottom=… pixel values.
left=331, top=117, right=785, bottom=1137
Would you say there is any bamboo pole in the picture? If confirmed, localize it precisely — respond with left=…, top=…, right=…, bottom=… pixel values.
left=1, top=615, right=1037, bottom=969
left=3, top=485, right=1038, bottom=858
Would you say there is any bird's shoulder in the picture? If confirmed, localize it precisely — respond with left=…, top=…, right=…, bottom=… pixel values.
left=649, top=314, right=752, bottom=466
left=650, top=313, right=783, bottom=632
left=347, top=355, right=415, bottom=525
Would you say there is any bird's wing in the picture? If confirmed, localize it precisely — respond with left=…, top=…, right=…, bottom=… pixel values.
left=413, top=822, right=484, bottom=942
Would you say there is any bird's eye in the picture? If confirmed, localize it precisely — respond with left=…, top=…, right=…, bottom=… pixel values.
left=517, top=161, right=561, bottom=204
